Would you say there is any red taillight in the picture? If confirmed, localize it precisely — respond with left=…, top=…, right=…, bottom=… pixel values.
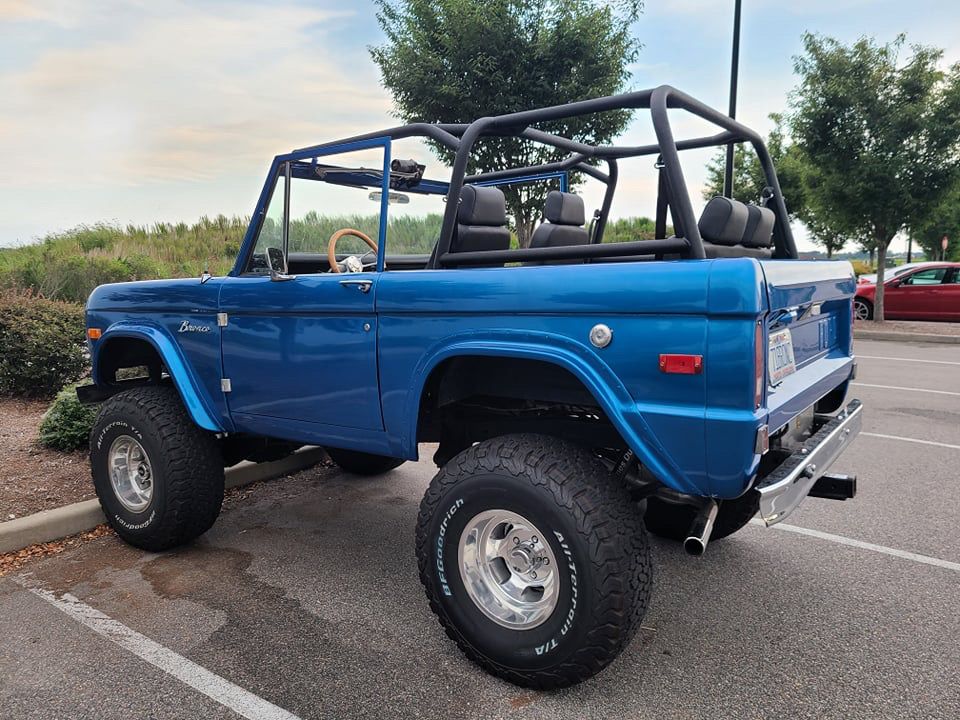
left=754, top=320, right=764, bottom=409
left=658, top=354, right=703, bottom=375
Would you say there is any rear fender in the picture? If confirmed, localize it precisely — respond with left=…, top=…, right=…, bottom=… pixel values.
left=94, top=323, right=224, bottom=432
left=402, top=330, right=700, bottom=494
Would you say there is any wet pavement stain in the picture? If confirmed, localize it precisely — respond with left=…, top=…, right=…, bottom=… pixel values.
left=139, top=544, right=421, bottom=719
left=18, top=533, right=144, bottom=595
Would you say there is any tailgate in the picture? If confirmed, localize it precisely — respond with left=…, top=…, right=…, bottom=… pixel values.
left=759, top=260, right=857, bottom=432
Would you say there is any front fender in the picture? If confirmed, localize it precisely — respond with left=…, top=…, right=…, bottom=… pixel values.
left=94, top=323, right=224, bottom=432
left=400, top=329, right=700, bottom=495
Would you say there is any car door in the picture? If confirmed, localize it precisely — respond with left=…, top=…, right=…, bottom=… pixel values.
left=941, top=268, right=960, bottom=320
left=884, top=267, right=949, bottom=319
left=219, top=144, right=390, bottom=437
left=219, top=274, right=380, bottom=431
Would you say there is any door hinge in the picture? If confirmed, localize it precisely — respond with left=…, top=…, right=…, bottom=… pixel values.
left=221, top=378, right=232, bottom=393
left=217, top=312, right=228, bottom=327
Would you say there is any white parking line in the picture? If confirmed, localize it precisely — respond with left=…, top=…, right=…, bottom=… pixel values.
left=28, top=587, right=303, bottom=720
left=861, top=432, right=960, bottom=451
left=851, top=382, right=960, bottom=397
left=858, top=354, right=960, bottom=366
left=749, top=520, right=960, bottom=572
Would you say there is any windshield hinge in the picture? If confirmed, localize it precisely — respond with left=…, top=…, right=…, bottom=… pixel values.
left=221, top=378, right=232, bottom=393
left=217, top=313, right=228, bottom=327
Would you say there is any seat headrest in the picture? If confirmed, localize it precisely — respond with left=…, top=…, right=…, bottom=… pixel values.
left=458, top=185, right=507, bottom=226
left=544, top=191, right=585, bottom=226
left=741, top=204, right=775, bottom=248
left=698, top=196, right=749, bottom=246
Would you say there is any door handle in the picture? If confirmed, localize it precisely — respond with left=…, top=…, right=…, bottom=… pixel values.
left=339, top=279, right=373, bottom=293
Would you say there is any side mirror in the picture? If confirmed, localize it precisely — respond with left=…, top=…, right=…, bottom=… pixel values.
left=264, top=247, right=295, bottom=282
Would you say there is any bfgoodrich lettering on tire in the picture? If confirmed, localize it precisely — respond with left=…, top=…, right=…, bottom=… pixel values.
left=415, top=434, right=651, bottom=688
left=90, top=386, right=224, bottom=552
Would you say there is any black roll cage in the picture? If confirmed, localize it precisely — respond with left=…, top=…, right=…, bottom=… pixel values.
left=293, top=85, right=798, bottom=265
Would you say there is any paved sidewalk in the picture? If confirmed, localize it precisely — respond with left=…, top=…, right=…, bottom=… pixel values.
left=854, top=319, right=960, bottom=344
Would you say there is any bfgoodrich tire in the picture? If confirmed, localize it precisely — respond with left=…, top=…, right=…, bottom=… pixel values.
left=644, top=490, right=760, bottom=543
left=90, top=386, right=224, bottom=551
left=416, top=434, right=651, bottom=689
left=325, top=447, right=404, bottom=476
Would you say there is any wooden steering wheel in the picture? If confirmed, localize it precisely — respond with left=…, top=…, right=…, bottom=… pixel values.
left=328, top=228, right=378, bottom=273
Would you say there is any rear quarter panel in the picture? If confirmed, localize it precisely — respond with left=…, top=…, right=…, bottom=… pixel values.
left=377, top=259, right=768, bottom=497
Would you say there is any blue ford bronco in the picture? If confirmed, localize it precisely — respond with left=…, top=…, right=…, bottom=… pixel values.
left=80, top=86, right=862, bottom=688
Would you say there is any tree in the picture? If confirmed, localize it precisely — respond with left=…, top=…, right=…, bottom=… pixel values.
left=909, top=182, right=960, bottom=262
left=802, top=212, right=848, bottom=259
left=703, top=115, right=797, bottom=206
left=370, top=0, right=642, bottom=246
left=788, top=33, right=960, bottom=320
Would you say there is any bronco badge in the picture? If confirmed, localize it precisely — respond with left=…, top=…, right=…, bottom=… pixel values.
left=178, top=320, right=210, bottom=333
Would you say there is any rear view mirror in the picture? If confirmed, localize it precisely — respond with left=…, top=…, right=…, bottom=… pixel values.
left=369, top=191, right=410, bottom=205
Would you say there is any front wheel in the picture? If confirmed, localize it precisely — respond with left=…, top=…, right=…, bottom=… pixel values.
left=416, top=434, right=651, bottom=688
left=90, top=386, right=225, bottom=552
left=854, top=297, right=873, bottom=321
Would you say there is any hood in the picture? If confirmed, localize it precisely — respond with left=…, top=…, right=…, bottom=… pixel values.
left=86, top=277, right=222, bottom=312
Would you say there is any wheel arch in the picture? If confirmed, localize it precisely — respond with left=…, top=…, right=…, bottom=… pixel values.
left=93, top=325, right=224, bottom=432
left=401, top=334, right=696, bottom=493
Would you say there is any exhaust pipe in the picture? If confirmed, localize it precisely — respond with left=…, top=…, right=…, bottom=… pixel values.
left=684, top=500, right=719, bottom=556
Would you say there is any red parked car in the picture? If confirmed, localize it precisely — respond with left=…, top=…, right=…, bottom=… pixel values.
left=854, top=262, right=960, bottom=321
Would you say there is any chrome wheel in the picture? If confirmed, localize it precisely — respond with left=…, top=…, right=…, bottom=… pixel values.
left=108, top=435, right=154, bottom=513
left=458, top=509, right=560, bottom=630
left=854, top=299, right=871, bottom=321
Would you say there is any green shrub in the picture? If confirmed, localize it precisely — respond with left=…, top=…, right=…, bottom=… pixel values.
left=38, top=381, right=97, bottom=451
left=0, top=291, right=88, bottom=398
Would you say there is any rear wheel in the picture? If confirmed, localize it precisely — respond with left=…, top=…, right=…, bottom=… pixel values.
left=90, top=386, right=224, bottom=551
left=416, top=434, right=651, bottom=688
left=854, top=297, right=873, bottom=321
left=644, top=491, right=759, bottom=543
left=324, top=447, right=404, bottom=476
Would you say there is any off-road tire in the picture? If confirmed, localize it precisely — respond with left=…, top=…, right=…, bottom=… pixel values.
left=416, top=434, right=651, bottom=689
left=644, top=490, right=759, bottom=543
left=854, top=297, right=873, bottom=321
left=90, top=386, right=224, bottom=551
left=325, top=447, right=404, bottom=476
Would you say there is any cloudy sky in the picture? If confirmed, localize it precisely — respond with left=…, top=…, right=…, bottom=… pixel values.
left=1, top=0, right=958, bottom=251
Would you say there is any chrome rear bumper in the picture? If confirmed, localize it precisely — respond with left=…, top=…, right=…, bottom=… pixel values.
left=756, top=399, right=862, bottom=525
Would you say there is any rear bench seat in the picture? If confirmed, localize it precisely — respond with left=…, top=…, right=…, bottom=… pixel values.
left=698, top=196, right=775, bottom=259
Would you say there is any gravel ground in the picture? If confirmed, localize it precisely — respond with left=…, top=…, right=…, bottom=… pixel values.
left=0, top=398, right=92, bottom=522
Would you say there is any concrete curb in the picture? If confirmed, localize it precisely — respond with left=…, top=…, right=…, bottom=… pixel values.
left=854, top=329, right=960, bottom=344
left=0, top=447, right=328, bottom=555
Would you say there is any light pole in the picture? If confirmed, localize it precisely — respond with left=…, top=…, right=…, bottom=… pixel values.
left=723, top=0, right=742, bottom=199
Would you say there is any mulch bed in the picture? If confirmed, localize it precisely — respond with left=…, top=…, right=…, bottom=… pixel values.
left=0, top=398, right=93, bottom=522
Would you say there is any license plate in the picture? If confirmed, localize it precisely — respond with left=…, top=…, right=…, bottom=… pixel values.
left=768, top=328, right=797, bottom=384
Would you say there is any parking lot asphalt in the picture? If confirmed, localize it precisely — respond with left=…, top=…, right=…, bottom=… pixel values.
left=2, top=337, right=959, bottom=720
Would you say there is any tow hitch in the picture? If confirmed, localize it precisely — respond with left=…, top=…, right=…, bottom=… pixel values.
left=808, top=473, right=857, bottom=501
